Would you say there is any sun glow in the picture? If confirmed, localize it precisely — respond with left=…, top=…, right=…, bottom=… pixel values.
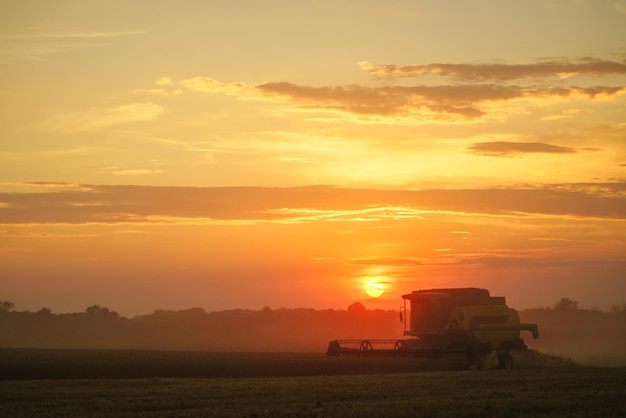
left=365, top=279, right=385, bottom=298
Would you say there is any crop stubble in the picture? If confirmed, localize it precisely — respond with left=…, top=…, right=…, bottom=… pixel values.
left=0, top=349, right=624, bottom=417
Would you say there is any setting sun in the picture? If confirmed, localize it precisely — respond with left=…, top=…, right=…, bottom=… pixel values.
left=365, top=279, right=385, bottom=298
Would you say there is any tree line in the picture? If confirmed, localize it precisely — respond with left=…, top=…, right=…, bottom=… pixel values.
left=1, top=298, right=625, bottom=366
left=2, top=297, right=625, bottom=317
left=0, top=301, right=403, bottom=352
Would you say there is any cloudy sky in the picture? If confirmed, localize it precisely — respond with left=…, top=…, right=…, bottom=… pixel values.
left=1, top=0, right=625, bottom=316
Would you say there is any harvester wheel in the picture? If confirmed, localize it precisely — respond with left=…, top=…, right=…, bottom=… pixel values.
left=497, top=352, right=513, bottom=370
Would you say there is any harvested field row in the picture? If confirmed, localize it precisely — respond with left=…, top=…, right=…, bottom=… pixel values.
left=1, top=348, right=576, bottom=380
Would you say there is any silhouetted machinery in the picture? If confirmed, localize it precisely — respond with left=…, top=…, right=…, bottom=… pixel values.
left=327, top=288, right=539, bottom=369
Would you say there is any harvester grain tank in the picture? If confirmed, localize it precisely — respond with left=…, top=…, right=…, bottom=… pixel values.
left=327, top=288, right=539, bottom=369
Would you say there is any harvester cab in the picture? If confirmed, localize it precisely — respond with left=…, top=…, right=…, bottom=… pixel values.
left=328, top=287, right=539, bottom=370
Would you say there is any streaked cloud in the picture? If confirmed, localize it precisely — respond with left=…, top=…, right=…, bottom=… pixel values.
left=0, top=182, right=93, bottom=193
left=1, top=183, right=624, bottom=227
left=266, top=206, right=426, bottom=224
left=182, top=75, right=623, bottom=122
left=468, top=142, right=577, bottom=157
left=4, top=230, right=97, bottom=238
left=155, top=77, right=174, bottom=86
left=349, top=257, right=424, bottom=266
left=132, top=88, right=178, bottom=95
left=109, top=169, right=164, bottom=176
left=43, top=146, right=100, bottom=156
left=0, top=30, right=144, bottom=40
left=40, top=103, right=165, bottom=134
left=0, top=30, right=144, bottom=61
left=540, top=108, right=581, bottom=121
left=359, top=58, right=626, bottom=81
left=132, top=77, right=182, bottom=95
left=181, top=77, right=256, bottom=96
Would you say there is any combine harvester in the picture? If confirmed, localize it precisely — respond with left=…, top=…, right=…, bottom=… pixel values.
left=327, top=288, right=539, bottom=370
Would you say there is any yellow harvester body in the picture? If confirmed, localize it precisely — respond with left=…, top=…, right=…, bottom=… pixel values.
left=328, top=287, right=539, bottom=369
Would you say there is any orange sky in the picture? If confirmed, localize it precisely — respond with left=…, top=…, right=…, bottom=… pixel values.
left=1, top=1, right=625, bottom=316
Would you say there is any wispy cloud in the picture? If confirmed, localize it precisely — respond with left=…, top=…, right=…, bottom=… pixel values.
left=265, top=206, right=426, bottom=224
left=1, top=183, right=624, bottom=227
left=181, top=77, right=256, bottom=95
left=468, top=142, right=577, bottom=157
left=359, top=58, right=626, bottom=81
left=181, top=69, right=624, bottom=122
left=43, top=146, right=100, bottom=156
left=40, top=103, right=165, bottom=134
left=0, top=30, right=144, bottom=61
left=540, top=108, right=581, bottom=121
left=109, top=169, right=163, bottom=176
left=132, top=77, right=182, bottom=95
left=4, top=230, right=97, bottom=238
left=0, top=182, right=93, bottom=193
left=132, top=88, right=174, bottom=95
left=0, top=30, right=144, bottom=41
left=155, top=77, right=174, bottom=86
left=349, top=257, right=424, bottom=266
left=180, top=57, right=626, bottom=124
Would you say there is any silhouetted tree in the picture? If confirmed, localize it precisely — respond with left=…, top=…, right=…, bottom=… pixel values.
left=609, top=303, right=626, bottom=313
left=37, top=307, right=52, bottom=315
left=85, top=305, right=119, bottom=317
left=554, top=297, right=579, bottom=311
left=0, top=300, right=15, bottom=313
left=347, top=302, right=366, bottom=313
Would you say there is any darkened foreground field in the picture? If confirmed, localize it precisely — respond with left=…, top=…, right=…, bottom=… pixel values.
left=0, top=348, right=576, bottom=380
left=1, top=349, right=623, bottom=417
left=2, top=367, right=625, bottom=417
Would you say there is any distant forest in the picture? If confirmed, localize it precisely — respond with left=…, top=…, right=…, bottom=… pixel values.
left=1, top=299, right=625, bottom=367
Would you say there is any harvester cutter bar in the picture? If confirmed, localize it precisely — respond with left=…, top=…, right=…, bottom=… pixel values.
left=327, top=339, right=402, bottom=355
left=327, top=339, right=464, bottom=357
